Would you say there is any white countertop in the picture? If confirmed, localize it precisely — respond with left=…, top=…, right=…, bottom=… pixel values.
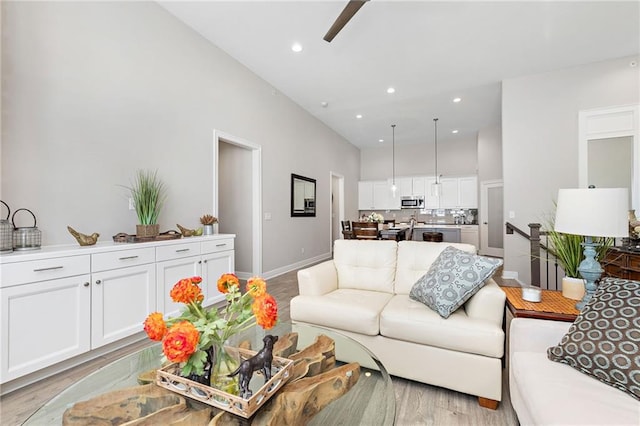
left=0, top=233, right=236, bottom=264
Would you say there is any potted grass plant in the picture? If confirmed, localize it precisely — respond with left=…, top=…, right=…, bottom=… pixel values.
left=127, top=169, right=167, bottom=238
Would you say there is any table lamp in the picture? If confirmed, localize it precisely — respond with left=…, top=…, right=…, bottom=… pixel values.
left=554, top=187, right=629, bottom=310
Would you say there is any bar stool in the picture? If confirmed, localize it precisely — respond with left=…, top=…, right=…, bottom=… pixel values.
left=423, top=232, right=443, bottom=242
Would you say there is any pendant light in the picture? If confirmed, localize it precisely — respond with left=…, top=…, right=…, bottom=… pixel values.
left=431, top=118, right=442, bottom=197
left=390, top=124, right=397, bottom=197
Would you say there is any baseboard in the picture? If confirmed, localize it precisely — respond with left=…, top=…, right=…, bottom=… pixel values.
left=502, top=270, right=526, bottom=286
left=260, top=252, right=332, bottom=280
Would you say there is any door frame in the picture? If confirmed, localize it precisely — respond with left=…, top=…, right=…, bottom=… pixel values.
left=480, top=179, right=504, bottom=257
left=213, top=129, right=262, bottom=275
left=330, top=172, right=345, bottom=253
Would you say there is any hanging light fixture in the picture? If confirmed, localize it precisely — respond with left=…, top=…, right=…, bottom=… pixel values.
left=390, top=124, right=397, bottom=196
left=431, top=118, right=442, bottom=197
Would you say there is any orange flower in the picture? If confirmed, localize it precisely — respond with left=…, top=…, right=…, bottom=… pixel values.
left=143, top=312, right=167, bottom=341
left=190, top=276, right=202, bottom=285
left=162, top=321, right=200, bottom=363
left=246, top=276, right=267, bottom=298
left=170, top=277, right=204, bottom=304
left=252, top=293, right=278, bottom=330
left=217, top=273, right=239, bottom=294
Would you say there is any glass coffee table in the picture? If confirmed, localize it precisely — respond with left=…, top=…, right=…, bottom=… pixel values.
left=24, top=322, right=395, bottom=425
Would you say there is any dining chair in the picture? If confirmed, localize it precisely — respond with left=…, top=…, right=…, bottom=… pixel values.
left=341, top=221, right=355, bottom=239
left=351, top=221, right=379, bottom=240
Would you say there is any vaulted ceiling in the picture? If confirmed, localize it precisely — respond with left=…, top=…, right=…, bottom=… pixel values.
left=159, top=1, right=639, bottom=148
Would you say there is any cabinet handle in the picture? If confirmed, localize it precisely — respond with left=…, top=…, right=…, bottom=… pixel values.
left=176, top=248, right=190, bottom=253
left=203, top=260, right=207, bottom=264
left=215, top=243, right=227, bottom=247
left=119, top=255, right=139, bottom=261
left=33, top=266, right=63, bottom=272
left=198, top=260, right=202, bottom=264
left=95, top=280, right=102, bottom=285
left=83, top=282, right=90, bottom=287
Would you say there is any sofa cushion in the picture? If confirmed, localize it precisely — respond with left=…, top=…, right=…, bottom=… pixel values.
left=380, top=294, right=504, bottom=358
left=409, top=246, right=503, bottom=318
left=547, top=277, right=640, bottom=401
left=333, top=239, right=397, bottom=293
left=395, top=241, right=477, bottom=295
left=290, top=289, right=393, bottom=336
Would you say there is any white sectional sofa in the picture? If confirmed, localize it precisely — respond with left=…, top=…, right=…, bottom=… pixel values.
left=290, top=239, right=506, bottom=408
left=510, top=318, right=640, bottom=425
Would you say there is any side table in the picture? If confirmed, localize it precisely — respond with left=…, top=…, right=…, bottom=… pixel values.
left=502, top=287, right=579, bottom=372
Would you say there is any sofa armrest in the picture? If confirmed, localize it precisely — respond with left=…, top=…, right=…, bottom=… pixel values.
left=464, top=280, right=506, bottom=326
left=297, top=260, right=338, bottom=296
left=510, top=317, right=571, bottom=354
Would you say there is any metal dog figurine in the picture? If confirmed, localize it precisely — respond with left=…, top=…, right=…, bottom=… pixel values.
left=229, top=334, right=278, bottom=399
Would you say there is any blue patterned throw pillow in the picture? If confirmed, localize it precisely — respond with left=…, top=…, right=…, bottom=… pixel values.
left=409, top=245, right=503, bottom=318
left=547, top=277, right=640, bottom=400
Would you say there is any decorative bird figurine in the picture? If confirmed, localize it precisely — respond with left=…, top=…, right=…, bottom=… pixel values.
left=67, top=226, right=99, bottom=246
left=177, top=224, right=197, bottom=237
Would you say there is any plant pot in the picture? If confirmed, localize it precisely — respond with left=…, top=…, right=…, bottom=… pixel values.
left=136, top=224, right=160, bottom=238
left=562, top=276, right=585, bottom=300
left=203, top=224, right=214, bottom=235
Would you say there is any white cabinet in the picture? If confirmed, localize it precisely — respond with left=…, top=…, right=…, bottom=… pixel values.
left=439, top=178, right=460, bottom=209
left=397, top=177, right=426, bottom=199
left=412, top=177, right=426, bottom=198
left=424, top=177, right=439, bottom=208
left=358, top=180, right=399, bottom=210
left=458, top=176, right=478, bottom=208
left=1, top=256, right=91, bottom=382
left=430, top=176, right=478, bottom=209
left=460, top=225, right=480, bottom=249
left=91, top=247, right=156, bottom=349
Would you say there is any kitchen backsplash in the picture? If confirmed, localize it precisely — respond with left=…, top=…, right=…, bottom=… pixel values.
left=359, top=208, right=478, bottom=225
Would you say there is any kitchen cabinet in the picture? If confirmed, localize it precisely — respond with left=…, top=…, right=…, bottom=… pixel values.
left=439, top=178, right=459, bottom=209
left=398, top=177, right=427, bottom=199
left=460, top=225, right=480, bottom=249
left=200, top=239, right=235, bottom=307
left=412, top=226, right=461, bottom=243
left=358, top=180, right=398, bottom=210
left=90, top=247, right=156, bottom=349
left=1, top=256, right=91, bottom=382
left=431, top=176, right=478, bottom=209
left=424, top=177, right=439, bottom=208
left=156, top=241, right=202, bottom=319
left=458, top=176, right=478, bottom=208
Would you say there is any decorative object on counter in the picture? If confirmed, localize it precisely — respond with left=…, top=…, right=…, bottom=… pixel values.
left=554, top=187, right=629, bottom=310
left=200, top=214, right=218, bottom=235
left=229, top=334, right=278, bottom=399
left=11, top=208, right=42, bottom=251
left=177, top=223, right=199, bottom=237
left=67, top=226, right=99, bottom=246
left=367, top=212, right=384, bottom=223
left=143, top=274, right=278, bottom=396
left=112, top=229, right=181, bottom=243
left=629, top=209, right=640, bottom=238
left=521, top=286, right=542, bottom=302
left=123, top=169, right=167, bottom=238
left=0, top=200, right=13, bottom=253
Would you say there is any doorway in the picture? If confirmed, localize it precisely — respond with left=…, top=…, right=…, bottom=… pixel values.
left=480, top=180, right=504, bottom=257
left=214, top=130, right=262, bottom=278
left=330, top=172, right=345, bottom=253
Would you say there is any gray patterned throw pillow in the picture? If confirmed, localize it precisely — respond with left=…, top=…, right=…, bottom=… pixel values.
left=547, top=277, right=640, bottom=400
left=409, top=245, right=503, bottom=318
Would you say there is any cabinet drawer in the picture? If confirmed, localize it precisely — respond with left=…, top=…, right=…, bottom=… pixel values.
left=627, top=254, right=640, bottom=271
left=202, top=238, right=234, bottom=254
left=156, top=242, right=202, bottom=262
left=1, top=255, right=90, bottom=288
left=92, top=247, right=155, bottom=272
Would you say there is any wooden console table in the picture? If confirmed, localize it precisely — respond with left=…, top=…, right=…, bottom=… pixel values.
left=503, top=287, right=579, bottom=322
left=602, top=247, right=640, bottom=281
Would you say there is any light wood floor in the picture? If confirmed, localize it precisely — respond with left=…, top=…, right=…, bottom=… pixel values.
left=0, top=269, right=519, bottom=426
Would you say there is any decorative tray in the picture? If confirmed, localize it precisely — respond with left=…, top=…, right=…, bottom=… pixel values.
left=112, top=230, right=182, bottom=243
left=156, top=347, right=293, bottom=418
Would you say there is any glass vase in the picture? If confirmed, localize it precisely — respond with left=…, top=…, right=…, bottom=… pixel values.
left=210, top=344, right=240, bottom=395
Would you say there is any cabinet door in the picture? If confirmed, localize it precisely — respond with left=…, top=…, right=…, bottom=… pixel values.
left=439, top=178, right=459, bottom=208
left=460, top=226, right=480, bottom=249
left=412, top=177, right=426, bottom=198
left=358, top=181, right=375, bottom=210
left=156, top=256, right=201, bottom=318
left=424, top=177, right=439, bottom=208
left=458, top=176, right=478, bottom=208
left=372, top=181, right=391, bottom=210
left=397, top=177, right=413, bottom=198
left=1, top=275, right=91, bottom=382
left=91, top=264, right=156, bottom=349
left=201, top=250, right=235, bottom=307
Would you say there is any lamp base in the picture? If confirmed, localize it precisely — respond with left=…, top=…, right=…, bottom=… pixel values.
left=575, top=237, right=603, bottom=311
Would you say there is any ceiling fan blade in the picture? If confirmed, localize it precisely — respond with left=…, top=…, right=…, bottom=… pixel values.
left=323, top=0, right=369, bottom=42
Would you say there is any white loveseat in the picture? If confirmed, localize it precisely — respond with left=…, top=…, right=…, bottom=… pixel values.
left=290, top=239, right=506, bottom=408
left=509, top=318, right=640, bottom=425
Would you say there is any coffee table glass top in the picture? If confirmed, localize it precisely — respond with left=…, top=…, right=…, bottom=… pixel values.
left=24, top=322, right=395, bottom=425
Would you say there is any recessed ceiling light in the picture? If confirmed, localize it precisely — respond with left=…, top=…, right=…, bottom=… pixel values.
left=452, top=130, right=459, bottom=134
left=387, top=87, right=395, bottom=94
left=379, top=139, right=384, bottom=143
left=356, top=114, right=363, bottom=119
left=291, top=43, right=303, bottom=53
left=320, top=101, right=328, bottom=108
left=453, top=97, right=462, bottom=103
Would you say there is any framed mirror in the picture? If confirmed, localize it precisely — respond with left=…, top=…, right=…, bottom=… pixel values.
left=291, top=174, right=316, bottom=217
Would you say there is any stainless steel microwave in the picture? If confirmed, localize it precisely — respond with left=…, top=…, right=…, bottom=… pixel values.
left=400, top=196, right=424, bottom=209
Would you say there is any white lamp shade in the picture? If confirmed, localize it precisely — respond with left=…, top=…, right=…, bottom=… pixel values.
left=554, top=188, right=629, bottom=237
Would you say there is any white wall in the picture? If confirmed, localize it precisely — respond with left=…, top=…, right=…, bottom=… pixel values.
left=478, top=125, right=502, bottom=183
left=1, top=2, right=360, bottom=275
left=360, top=136, right=477, bottom=180
left=502, top=56, right=640, bottom=283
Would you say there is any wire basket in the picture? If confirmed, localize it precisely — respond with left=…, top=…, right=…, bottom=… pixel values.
left=0, top=201, right=12, bottom=252
left=12, top=208, right=42, bottom=251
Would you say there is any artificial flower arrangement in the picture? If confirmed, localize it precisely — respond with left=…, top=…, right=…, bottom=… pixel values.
left=143, top=273, right=278, bottom=388
left=367, top=212, right=385, bottom=223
